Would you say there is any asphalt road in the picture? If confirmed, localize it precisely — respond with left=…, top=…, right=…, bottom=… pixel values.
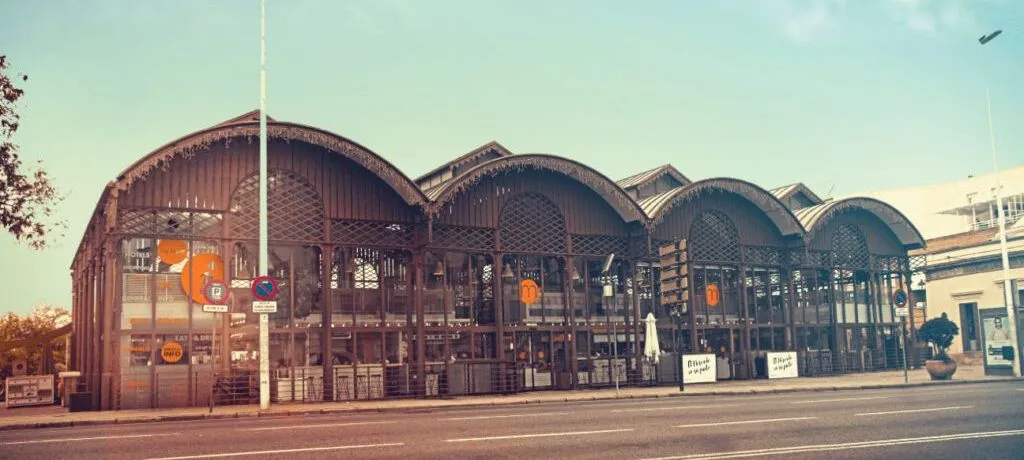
left=2, top=381, right=1024, bottom=459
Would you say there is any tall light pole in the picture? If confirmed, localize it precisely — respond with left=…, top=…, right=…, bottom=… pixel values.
left=979, top=29, right=1020, bottom=378
left=258, top=0, right=271, bottom=409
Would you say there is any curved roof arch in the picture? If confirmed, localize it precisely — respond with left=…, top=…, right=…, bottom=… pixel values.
left=795, top=197, right=926, bottom=249
left=643, top=178, right=805, bottom=237
left=113, top=115, right=427, bottom=207
left=426, top=154, right=648, bottom=224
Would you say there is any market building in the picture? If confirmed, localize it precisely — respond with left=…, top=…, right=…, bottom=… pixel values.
left=70, top=111, right=925, bottom=410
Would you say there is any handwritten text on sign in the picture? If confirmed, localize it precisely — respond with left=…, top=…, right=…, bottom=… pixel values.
left=767, top=351, right=798, bottom=379
left=681, top=353, right=717, bottom=383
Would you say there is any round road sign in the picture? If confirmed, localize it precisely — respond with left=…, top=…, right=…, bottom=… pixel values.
left=252, top=275, right=279, bottom=301
left=203, top=279, right=230, bottom=305
left=893, top=289, right=908, bottom=308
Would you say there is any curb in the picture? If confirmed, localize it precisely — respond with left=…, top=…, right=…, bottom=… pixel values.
left=0, top=378, right=1015, bottom=432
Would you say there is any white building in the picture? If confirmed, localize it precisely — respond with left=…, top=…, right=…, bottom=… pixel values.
left=849, top=165, right=1024, bottom=369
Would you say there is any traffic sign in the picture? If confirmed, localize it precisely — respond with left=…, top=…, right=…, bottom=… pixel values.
left=252, top=300, right=278, bottom=313
left=203, top=279, right=230, bottom=305
left=203, top=304, right=229, bottom=313
left=180, top=253, right=226, bottom=304
left=251, top=276, right=279, bottom=301
left=893, top=289, right=908, bottom=308
left=895, top=307, right=909, bottom=317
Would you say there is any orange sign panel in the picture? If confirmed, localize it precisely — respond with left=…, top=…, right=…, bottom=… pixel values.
left=520, top=279, right=540, bottom=305
left=180, top=253, right=226, bottom=304
left=160, top=341, right=184, bottom=364
left=706, top=283, right=721, bottom=307
left=156, top=240, right=188, bottom=265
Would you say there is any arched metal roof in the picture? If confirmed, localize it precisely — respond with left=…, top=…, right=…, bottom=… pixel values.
left=427, top=154, right=648, bottom=224
left=643, top=178, right=805, bottom=237
left=113, top=115, right=427, bottom=207
left=795, top=197, right=926, bottom=249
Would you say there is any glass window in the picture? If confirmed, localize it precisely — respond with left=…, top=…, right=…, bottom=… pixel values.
left=191, top=333, right=215, bottom=365
left=123, top=334, right=152, bottom=367
left=586, top=259, right=605, bottom=320
left=543, top=256, right=566, bottom=324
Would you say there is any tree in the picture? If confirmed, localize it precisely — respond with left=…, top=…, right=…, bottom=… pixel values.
left=1, top=54, right=64, bottom=249
left=0, top=305, right=70, bottom=378
left=917, top=312, right=960, bottom=362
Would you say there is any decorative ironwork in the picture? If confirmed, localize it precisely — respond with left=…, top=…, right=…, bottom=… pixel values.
left=571, top=234, right=628, bottom=257
left=432, top=224, right=495, bottom=251
left=332, top=220, right=414, bottom=247
left=805, top=250, right=830, bottom=268
left=742, top=245, right=784, bottom=266
left=832, top=224, right=869, bottom=269
left=117, top=209, right=223, bottom=238
left=789, top=249, right=805, bottom=267
left=689, top=210, right=740, bottom=263
left=873, top=255, right=905, bottom=272
left=908, top=255, right=927, bottom=272
left=230, top=169, right=325, bottom=242
left=498, top=193, right=566, bottom=254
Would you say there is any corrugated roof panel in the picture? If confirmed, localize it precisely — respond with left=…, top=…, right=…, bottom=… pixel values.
left=616, top=166, right=665, bottom=189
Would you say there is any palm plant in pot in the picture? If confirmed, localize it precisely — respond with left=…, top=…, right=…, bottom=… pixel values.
left=917, top=313, right=960, bottom=380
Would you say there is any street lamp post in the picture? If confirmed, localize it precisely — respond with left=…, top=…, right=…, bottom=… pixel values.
left=979, top=29, right=1021, bottom=378
left=258, top=0, right=271, bottom=409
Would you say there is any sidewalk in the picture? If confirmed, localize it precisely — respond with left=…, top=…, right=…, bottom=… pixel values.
left=1, top=365, right=1016, bottom=431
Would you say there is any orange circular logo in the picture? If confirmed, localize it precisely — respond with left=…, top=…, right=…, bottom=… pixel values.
left=180, top=253, right=226, bottom=304
left=160, top=341, right=184, bottom=364
left=156, top=240, right=188, bottom=265
left=520, top=279, right=540, bottom=305
left=706, top=283, right=721, bottom=307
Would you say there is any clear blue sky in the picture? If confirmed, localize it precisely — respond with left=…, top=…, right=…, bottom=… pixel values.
left=1, top=0, right=1022, bottom=315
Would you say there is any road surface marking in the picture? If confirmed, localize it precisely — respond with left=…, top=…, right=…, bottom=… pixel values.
left=443, top=411, right=569, bottom=421
left=639, top=429, right=1024, bottom=459
left=446, top=428, right=633, bottom=443
left=238, top=421, right=396, bottom=431
left=1016, top=388, right=1024, bottom=391
left=2, top=434, right=176, bottom=445
left=145, top=442, right=405, bottom=460
left=855, top=405, right=973, bottom=416
left=675, top=417, right=816, bottom=428
left=612, top=404, right=736, bottom=413
left=792, top=396, right=890, bottom=404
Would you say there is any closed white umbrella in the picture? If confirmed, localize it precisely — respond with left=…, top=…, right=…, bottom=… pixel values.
left=644, top=312, right=660, bottom=364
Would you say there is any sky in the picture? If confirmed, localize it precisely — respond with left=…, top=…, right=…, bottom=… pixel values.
left=0, top=0, right=1022, bottom=315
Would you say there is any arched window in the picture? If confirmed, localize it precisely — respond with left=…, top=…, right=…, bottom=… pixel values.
left=499, top=192, right=566, bottom=254
left=689, top=210, right=740, bottom=263
left=832, top=224, right=869, bottom=268
left=229, top=169, right=325, bottom=242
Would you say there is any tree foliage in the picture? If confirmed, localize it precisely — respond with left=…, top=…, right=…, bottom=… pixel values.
left=917, top=312, right=960, bottom=362
left=1, top=54, right=64, bottom=249
left=1, top=305, right=70, bottom=378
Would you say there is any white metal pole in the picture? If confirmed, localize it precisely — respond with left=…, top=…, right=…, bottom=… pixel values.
left=983, top=54, right=1020, bottom=378
left=258, top=0, right=271, bottom=410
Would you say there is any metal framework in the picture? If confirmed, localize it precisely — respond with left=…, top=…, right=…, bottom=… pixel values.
left=69, top=113, right=926, bottom=410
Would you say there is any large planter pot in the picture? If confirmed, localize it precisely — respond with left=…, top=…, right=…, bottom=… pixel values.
left=925, top=359, right=958, bottom=380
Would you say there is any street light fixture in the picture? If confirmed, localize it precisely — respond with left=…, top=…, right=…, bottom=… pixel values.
left=978, top=29, right=1021, bottom=378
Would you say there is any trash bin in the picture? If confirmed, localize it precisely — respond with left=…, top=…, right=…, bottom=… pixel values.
left=68, top=392, right=93, bottom=412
